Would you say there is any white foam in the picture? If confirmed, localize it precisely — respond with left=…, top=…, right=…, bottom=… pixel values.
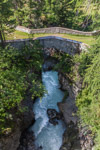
left=30, top=71, right=66, bottom=150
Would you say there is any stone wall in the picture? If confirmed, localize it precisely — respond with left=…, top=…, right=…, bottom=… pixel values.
left=16, top=26, right=99, bottom=36
left=6, top=36, right=88, bottom=56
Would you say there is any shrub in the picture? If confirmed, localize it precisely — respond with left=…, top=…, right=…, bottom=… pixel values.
left=76, top=37, right=100, bottom=150
left=0, top=41, right=45, bottom=134
left=52, top=50, right=73, bottom=74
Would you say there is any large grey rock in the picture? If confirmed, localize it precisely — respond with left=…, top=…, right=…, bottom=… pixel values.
left=60, top=123, right=81, bottom=150
left=58, top=101, right=78, bottom=125
left=47, top=109, right=62, bottom=125
left=58, top=72, right=94, bottom=150
left=18, top=131, right=36, bottom=150
left=0, top=128, right=21, bottom=150
left=0, top=95, right=35, bottom=150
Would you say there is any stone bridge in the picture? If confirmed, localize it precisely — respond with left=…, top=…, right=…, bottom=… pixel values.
left=6, top=36, right=87, bottom=55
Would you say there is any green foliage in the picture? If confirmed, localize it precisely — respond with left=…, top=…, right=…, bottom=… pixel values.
left=14, top=0, right=45, bottom=28
left=75, top=0, right=100, bottom=31
left=12, top=0, right=100, bottom=31
left=42, top=0, right=77, bottom=28
left=0, top=41, right=44, bottom=134
left=76, top=37, right=100, bottom=149
left=13, top=0, right=85, bottom=29
left=0, top=0, right=15, bottom=47
left=53, top=51, right=73, bottom=74
left=74, top=52, right=92, bottom=77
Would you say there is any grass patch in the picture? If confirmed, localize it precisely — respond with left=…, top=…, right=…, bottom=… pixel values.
left=7, top=31, right=30, bottom=40
left=60, top=33, right=94, bottom=45
left=6, top=30, right=95, bottom=45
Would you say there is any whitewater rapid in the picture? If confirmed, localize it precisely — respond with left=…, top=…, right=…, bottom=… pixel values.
left=31, top=71, right=66, bottom=150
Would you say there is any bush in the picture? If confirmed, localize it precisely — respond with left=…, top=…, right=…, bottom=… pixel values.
left=52, top=50, right=73, bottom=74
left=0, top=41, right=45, bottom=134
left=76, top=37, right=100, bottom=150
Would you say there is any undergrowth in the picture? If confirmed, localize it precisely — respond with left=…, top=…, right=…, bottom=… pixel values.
left=0, top=41, right=45, bottom=135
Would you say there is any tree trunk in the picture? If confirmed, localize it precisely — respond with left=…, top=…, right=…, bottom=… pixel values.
left=0, top=31, right=5, bottom=48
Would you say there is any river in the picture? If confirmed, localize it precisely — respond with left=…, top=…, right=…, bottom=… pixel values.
left=30, top=71, right=66, bottom=150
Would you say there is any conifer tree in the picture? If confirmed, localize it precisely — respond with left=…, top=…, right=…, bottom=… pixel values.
left=0, top=0, right=15, bottom=47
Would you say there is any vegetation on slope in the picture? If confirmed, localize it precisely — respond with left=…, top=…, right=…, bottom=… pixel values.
left=75, top=37, right=100, bottom=150
left=0, top=41, right=45, bottom=135
left=51, top=35, right=100, bottom=149
left=13, top=0, right=100, bottom=31
left=52, top=51, right=73, bottom=74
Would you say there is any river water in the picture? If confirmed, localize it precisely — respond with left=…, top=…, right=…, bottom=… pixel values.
left=31, top=71, right=66, bottom=150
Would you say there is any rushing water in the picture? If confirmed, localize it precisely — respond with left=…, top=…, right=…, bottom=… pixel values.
left=31, top=71, right=66, bottom=150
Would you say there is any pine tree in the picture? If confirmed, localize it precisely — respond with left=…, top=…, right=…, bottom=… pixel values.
left=75, top=0, right=100, bottom=30
left=0, top=0, right=15, bottom=47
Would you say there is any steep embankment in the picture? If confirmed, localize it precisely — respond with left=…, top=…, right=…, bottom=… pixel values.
left=0, top=98, right=34, bottom=150
left=75, top=37, right=100, bottom=150
left=0, top=41, right=44, bottom=150
left=43, top=47, right=94, bottom=150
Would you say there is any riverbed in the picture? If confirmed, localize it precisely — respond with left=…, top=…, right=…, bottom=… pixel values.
left=30, top=71, right=66, bottom=150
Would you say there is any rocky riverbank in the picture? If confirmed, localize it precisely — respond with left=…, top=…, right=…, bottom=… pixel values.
left=18, top=130, right=36, bottom=150
left=58, top=72, right=94, bottom=150
left=42, top=47, right=94, bottom=150
left=0, top=94, right=35, bottom=150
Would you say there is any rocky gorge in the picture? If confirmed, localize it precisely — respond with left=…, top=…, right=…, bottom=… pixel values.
left=42, top=47, right=94, bottom=150
left=58, top=72, right=94, bottom=150
left=17, top=47, right=94, bottom=150
left=0, top=44, right=94, bottom=150
left=0, top=90, right=35, bottom=150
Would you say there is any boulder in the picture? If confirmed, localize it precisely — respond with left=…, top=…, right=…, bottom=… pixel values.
left=47, top=109, right=57, bottom=119
left=60, top=122, right=81, bottom=150
left=47, top=109, right=61, bottom=125
left=49, top=118, right=58, bottom=126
